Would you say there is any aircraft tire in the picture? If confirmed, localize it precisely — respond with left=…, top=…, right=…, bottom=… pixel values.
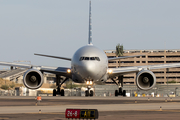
left=53, top=89, right=56, bottom=96
left=61, top=89, right=64, bottom=96
left=115, top=90, right=118, bottom=97
left=85, top=90, right=89, bottom=97
left=122, top=90, right=126, bottom=97
left=90, top=90, right=93, bottom=97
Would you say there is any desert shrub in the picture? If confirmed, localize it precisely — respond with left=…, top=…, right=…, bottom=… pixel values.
left=50, top=84, right=56, bottom=88
left=9, top=82, right=15, bottom=88
left=1, top=85, right=9, bottom=90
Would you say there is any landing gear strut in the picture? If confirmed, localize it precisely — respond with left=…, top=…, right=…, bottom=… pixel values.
left=85, top=85, right=93, bottom=97
left=53, top=75, right=68, bottom=96
left=112, top=75, right=126, bottom=97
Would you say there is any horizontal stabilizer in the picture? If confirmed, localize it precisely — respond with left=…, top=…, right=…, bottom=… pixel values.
left=34, top=53, right=71, bottom=61
left=108, top=55, right=145, bottom=61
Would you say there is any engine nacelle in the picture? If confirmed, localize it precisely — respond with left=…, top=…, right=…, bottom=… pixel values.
left=136, top=70, right=156, bottom=90
left=23, top=69, right=44, bottom=89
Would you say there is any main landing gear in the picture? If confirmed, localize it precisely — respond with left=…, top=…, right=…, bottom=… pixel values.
left=53, top=75, right=68, bottom=96
left=112, top=75, right=126, bottom=97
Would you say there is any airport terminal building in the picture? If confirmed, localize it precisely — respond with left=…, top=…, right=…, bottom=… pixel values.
left=105, top=49, right=180, bottom=85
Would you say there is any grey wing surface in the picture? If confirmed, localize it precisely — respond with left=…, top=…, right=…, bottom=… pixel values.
left=34, top=53, right=71, bottom=61
left=108, top=63, right=180, bottom=78
left=0, top=61, right=71, bottom=78
left=108, top=55, right=145, bottom=61
left=40, top=66, right=72, bottom=78
left=0, top=61, right=32, bottom=68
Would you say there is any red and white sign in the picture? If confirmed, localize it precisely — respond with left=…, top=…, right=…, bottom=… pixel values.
left=65, top=109, right=81, bottom=119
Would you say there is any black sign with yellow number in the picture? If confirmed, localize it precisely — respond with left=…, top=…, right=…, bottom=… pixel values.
left=80, top=109, right=98, bottom=119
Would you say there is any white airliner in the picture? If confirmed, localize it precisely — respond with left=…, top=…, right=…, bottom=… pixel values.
left=1, top=0, right=180, bottom=97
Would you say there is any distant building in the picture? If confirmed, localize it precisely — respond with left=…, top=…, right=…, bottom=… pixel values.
left=105, top=49, right=180, bottom=84
left=1, top=49, right=180, bottom=85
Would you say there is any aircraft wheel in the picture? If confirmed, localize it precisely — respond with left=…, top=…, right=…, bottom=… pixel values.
left=115, top=90, right=118, bottom=97
left=122, top=90, right=126, bottom=97
left=53, top=89, right=56, bottom=96
left=90, top=90, right=93, bottom=97
left=61, top=89, right=64, bottom=96
left=85, top=90, right=89, bottom=97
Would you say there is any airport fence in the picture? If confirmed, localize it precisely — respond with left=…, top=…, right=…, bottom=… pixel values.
left=0, top=89, right=15, bottom=96
left=0, top=84, right=180, bottom=97
left=92, top=84, right=180, bottom=97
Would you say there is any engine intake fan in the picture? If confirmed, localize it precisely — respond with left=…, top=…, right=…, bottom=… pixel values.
left=136, top=70, right=156, bottom=90
left=23, top=69, right=44, bottom=89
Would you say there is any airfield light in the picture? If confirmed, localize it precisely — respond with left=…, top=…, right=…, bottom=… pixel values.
left=67, top=69, right=71, bottom=73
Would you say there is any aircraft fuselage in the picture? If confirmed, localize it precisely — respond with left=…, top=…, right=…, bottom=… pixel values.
left=71, top=45, right=108, bottom=83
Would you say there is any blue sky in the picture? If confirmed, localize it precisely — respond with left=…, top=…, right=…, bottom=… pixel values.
left=0, top=0, right=180, bottom=69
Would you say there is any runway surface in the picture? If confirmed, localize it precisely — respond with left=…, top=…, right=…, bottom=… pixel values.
left=0, top=96, right=180, bottom=120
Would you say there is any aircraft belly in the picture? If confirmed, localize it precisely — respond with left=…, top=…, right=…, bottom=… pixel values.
left=72, top=74, right=84, bottom=83
left=73, top=65, right=106, bottom=83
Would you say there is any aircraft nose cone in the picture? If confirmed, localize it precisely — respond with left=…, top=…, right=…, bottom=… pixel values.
left=84, top=62, right=96, bottom=74
left=81, top=62, right=97, bottom=79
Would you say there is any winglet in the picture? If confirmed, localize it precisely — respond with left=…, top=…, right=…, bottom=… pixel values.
left=88, top=0, right=93, bottom=45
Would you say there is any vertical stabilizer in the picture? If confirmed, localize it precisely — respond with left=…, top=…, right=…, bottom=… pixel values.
left=88, top=0, right=93, bottom=45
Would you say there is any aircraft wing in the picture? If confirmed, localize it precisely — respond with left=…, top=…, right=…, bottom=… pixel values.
left=34, top=53, right=71, bottom=61
left=108, top=63, right=180, bottom=78
left=108, top=55, right=145, bottom=61
left=40, top=66, right=72, bottom=78
left=0, top=61, right=72, bottom=78
left=0, top=61, right=32, bottom=68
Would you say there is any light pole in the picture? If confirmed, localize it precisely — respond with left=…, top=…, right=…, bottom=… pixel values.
left=175, top=87, right=178, bottom=97
left=166, top=68, right=169, bottom=95
left=71, top=81, right=72, bottom=96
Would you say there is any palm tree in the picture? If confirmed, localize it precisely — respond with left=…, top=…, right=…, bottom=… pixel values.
left=116, top=44, right=124, bottom=67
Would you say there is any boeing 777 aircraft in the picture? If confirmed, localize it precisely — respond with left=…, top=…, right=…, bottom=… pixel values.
left=1, top=0, right=180, bottom=97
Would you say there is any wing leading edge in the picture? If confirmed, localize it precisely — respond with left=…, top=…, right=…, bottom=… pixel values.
left=0, top=61, right=71, bottom=78
left=34, top=53, right=71, bottom=61
left=108, top=63, right=180, bottom=78
left=108, top=55, right=145, bottom=61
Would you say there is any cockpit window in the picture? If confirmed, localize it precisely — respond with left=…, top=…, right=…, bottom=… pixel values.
left=79, top=57, right=85, bottom=61
left=79, top=57, right=100, bottom=61
left=95, top=57, right=100, bottom=61
left=90, top=57, right=95, bottom=60
left=85, top=57, right=89, bottom=60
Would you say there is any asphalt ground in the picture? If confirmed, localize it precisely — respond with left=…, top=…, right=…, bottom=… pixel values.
left=0, top=96, right=179, bottom=106
left=0, top=96, right=180, bottom=120
left=1, top=110, right=180, bottom=120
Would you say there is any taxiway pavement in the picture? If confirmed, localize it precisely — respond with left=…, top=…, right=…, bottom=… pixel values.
left=0, top=96, right=180, bottom=120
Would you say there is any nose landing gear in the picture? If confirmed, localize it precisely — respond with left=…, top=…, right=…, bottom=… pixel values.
left=85, top=87, right=93, bottom=97
left=85, top=81, right=94, bottom=97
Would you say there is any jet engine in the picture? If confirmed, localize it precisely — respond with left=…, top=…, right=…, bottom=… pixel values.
left=23, top=69, right=44, bottom=89
left=136, top=70, right=156, bottom=90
